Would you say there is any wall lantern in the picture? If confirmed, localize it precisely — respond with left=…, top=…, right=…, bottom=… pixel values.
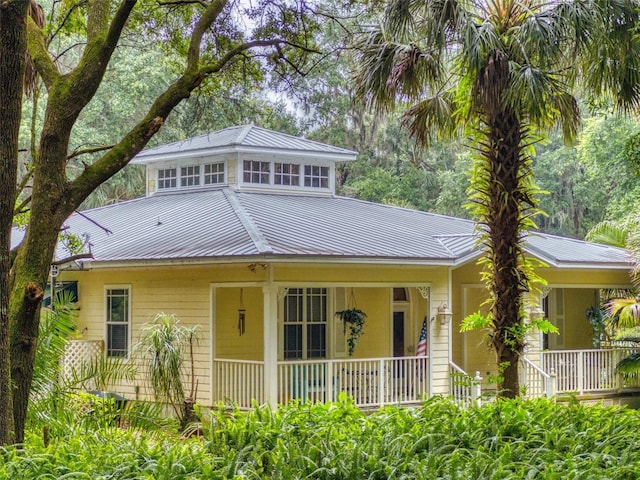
left=437, top=303, right=453, bottom=325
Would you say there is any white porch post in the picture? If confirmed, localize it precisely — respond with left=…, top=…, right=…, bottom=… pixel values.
left=263, top=285, right=278, bottom=406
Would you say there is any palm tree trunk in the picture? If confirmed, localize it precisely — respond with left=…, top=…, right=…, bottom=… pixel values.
left=484, top=110, right=528, bottom=398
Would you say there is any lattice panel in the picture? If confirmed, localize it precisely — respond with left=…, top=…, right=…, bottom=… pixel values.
left=61, top=339, right=104, bottom=379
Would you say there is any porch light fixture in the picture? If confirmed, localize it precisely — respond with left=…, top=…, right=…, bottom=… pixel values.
left=437, top=303, right=453, bottom=325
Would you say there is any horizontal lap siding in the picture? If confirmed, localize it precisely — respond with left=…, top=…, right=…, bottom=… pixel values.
left=62, top=267, right=214, bottom=403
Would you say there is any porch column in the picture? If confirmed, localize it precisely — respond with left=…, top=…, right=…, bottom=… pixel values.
left=263, top=285, right=278, bottom=406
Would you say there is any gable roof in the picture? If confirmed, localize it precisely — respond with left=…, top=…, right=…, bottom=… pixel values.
left=41, top=189, right=630, bottom=269
left=131, top=125, right=358, bottom=164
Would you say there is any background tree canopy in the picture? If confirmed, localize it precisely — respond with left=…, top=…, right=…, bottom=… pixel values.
left=21, top=20, right=639, bottom=240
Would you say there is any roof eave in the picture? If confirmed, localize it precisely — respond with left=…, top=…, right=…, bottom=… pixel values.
left=132, top=145, right=358, bottom=165
left=77, top=254, right=459, bottom=269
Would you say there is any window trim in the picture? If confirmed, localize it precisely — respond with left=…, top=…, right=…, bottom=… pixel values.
left=274, top=162, right=301, bottom=186
left=303, top=165, right=330, bottom=189
left=105, top=285, right=132, bottom=358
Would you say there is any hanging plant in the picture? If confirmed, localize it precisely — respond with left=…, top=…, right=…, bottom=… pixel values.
left=335, top=308, right=367, bottom=356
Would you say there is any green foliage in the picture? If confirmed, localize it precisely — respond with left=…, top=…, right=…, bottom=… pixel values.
left=5, top=398, right=640, bottom=478
left=135, top=313, right=200, bottom=423
left=29, top=294, right=149, bottom=440
left=586, top=306, right=610, bottom=348
left=334, top=308, right=367, bottom=356
left=461, top=311, right=491, bottom=332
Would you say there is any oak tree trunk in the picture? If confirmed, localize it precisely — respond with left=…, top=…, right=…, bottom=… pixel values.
left=0, top=0, right=28, bottom=445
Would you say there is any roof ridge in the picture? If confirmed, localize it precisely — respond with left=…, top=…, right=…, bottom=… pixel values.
left=234, top=124, right=253, bottom=144
left=222, top=189, right=273, bottom=254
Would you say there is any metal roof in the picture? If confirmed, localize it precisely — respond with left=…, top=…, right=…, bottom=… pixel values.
left=37, top=189, right=631, bottom=269
left=132, top=125, right=358, bottom=164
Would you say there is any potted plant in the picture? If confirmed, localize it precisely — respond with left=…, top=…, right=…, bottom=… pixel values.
left=335, top=308, right=367, bottom=356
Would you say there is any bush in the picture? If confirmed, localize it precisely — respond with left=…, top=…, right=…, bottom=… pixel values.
left=3, top=397, right=640, bottom=479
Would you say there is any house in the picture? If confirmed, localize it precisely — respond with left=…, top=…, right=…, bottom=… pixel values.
left=51, top=125, right=635, bottom=408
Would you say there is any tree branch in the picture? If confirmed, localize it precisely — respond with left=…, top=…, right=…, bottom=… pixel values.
left=187, top=0, right=226, bottom=67
left=59, top=0, right=137, bottom=119
left=158, top=0, right=207, bottom=7
left=26, top=18, right=59, bottom=90
left=67, top=144, right=115, bottom=161
left=199, top=38, right=320, bottom=76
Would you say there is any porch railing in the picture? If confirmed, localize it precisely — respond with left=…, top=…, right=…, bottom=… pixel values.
left=213, top=358, right=264, bottom=408
left=212, top=356, right=429, bottom=409
left=449, top=362, right=473, bottom=406
left=541, top=349, right=640, bottom=395
left=277, top=356, right=429, bottom=407
left=520, top=357, right=555, bottom=398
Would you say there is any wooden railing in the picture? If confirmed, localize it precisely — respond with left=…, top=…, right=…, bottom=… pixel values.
left=449, top=362, right=473, bottom=406
left=277, top=356, right=430, bottom=407
left=213, top=358, right=264, bottom=408
left=520, top=357, right=555, bottom=398
left=541, top=349, right=640, bottom=394
left=212, top=356, right=429, bottom=409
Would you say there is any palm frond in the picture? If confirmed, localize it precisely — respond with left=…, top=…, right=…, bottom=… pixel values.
left=403, top=91, right=459, bottom=145
left=31, top=291, right=78, bottom=398
left=607, top=294, right=640, bottom=329
left=616, top=352, right=640, bottom=375
left=585, top=220, right=630, bottom=248
left=354, top=30, right=443, bottom=114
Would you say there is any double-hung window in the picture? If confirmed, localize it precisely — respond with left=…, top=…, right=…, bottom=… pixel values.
left=283, top=288, right=327, bottom=360
left=106, top=287, right=130, bottom=357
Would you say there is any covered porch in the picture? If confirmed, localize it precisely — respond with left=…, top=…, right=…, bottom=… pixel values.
left=211, top=270, right=447, bottom=408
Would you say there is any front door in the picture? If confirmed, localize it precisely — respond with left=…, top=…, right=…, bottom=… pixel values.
left=393, top=311, right=405, bottom=357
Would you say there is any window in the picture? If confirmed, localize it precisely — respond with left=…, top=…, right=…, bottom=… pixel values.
left=243, top=160, right=270, bottom=184
left=181, top=165, right=200, bottom=187
left=283, top=288, right=327, bottom=360
left=274, top=163, right=300, bottom=186
left=106, top=287, right=130, bottom=357
left=304, top=165, right=329, bottom=188
left=204, top=162, right=225, bottom=184
left=157, top=168, right=177, bottom=189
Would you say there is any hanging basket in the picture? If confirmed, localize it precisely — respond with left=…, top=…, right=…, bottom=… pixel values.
left=335, top=308, right=367, bottom=356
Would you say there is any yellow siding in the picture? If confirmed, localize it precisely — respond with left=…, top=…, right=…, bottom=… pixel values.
left=215, top=287, right=264, bottom=360
left=63, top=267, right=212, bottom=402
left=451, top=259, right=630, bottom=381
left=562, top=288, right=598, bottom=349
left=542, top=268, right=631, bottom=286
left=347, top=288, right=390, bottom=358
left=61, top=262, right=454, bottom=401
left=274, top=264, right=446, bottom=284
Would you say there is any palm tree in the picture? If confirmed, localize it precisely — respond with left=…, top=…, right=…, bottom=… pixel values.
left=355, top=0, right=640, bottom=397
left=587, top=216, right=640, bottom=373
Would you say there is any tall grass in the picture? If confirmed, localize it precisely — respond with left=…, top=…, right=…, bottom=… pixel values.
left=3, top=396, right=640, bottom=479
